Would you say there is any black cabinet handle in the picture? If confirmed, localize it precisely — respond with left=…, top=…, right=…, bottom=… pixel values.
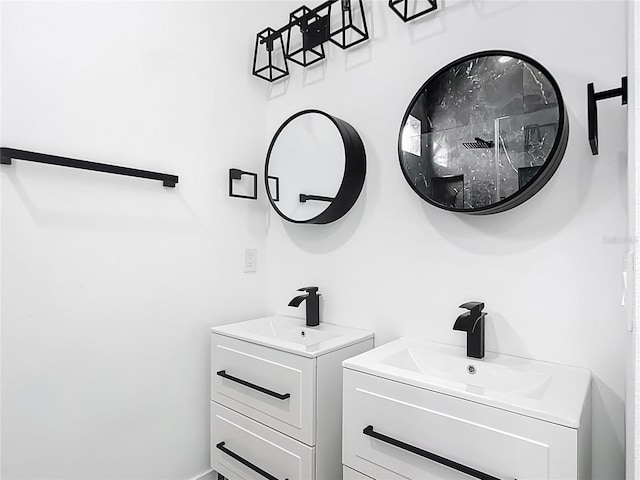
left=216, top=442, right=288, bottom=480
left=216, top=370, right=291, bottom=400
left=363, top=425, right=511, bottom=480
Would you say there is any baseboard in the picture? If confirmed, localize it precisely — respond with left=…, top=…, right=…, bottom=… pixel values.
left=187, top=468, right=217, bottom=480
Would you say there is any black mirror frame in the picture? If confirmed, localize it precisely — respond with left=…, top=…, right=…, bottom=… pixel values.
left=265, top=109, right=367, bottom=224
left=398, top=50, right=570, bottom=215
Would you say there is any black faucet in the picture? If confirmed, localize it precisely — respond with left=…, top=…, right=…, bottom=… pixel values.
left=453, top=302, right=487, bottom=359
left=288, top=286, right=321, bottom=327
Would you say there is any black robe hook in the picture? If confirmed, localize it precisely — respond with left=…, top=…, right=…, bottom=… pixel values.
left=587, top=76, right=628, bottom=156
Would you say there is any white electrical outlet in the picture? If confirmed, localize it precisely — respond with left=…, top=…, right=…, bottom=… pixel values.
left=244, top=248, right=257, bottom=273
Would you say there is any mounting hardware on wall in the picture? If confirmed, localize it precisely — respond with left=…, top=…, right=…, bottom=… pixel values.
left=0, top=147, right=178, bottom=187
left=252, top=0, right=369, bottom=82
left=388, top=0, right=437, bottom=22
left=587, top=76, right=628, bottom=155
left=229, top=168, right=258, bottom=199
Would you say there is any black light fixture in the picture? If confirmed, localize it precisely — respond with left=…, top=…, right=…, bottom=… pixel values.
left=388, top=0, right=437, bottom=22
left=329, top=0, right=368, bottom=49
left=252, top=27, right=289, bottom=82
left=252, top=0, right=370, bottom=82
left=286, top=5, right=328, bottom=67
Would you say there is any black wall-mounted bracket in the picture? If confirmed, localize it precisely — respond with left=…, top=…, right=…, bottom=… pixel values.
left=588, top=76, right=628, bottom=156
left=229, top=168, right=258, bottom=199
left=0, top=147, right=178, bottom=187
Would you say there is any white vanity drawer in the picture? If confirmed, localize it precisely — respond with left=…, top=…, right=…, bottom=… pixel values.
left=343, top=466, right=374, bottom=479
left=211, top=402, right=315, bottom=480
left=211, top=333, right=316, bottom=445
left=343, top=369, right=580, bottom=480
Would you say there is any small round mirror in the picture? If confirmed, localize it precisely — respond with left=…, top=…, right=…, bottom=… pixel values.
left=398, top=50, right=569, bottom=214
left=265, top=110, right=366, bottom=224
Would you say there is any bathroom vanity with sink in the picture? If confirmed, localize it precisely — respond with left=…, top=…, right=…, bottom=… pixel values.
left=210, top=315, right=374, bottom=480
left=342, top=338, right=592, bottom=480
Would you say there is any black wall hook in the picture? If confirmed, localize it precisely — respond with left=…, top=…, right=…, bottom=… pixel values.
left=229, top=168, right=258, bottom=199
left=587, top=76, right=628, bottom=156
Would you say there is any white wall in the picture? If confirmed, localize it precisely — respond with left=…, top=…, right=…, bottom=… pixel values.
left=1, top=2, right=270, bottom=479
left=630, top=0, right=640, bottom=477
left=1, top=1, right=632, bottom=479
left=261, top=1, right=629, bottom=478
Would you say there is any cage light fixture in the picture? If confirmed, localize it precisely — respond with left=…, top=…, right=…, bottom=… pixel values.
left=286, top=5, right=328, bottom=67
left=252, top=0, right=370, bottom=82
left=253, top=27, right=289, bottom=82
left=388, top=0, right=437, bottom=22
left=329, top=0, right=368, bottom=49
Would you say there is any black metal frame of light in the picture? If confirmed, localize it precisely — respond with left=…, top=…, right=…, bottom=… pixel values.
left=587, top=76, right=628, bottom=156
left=253, top=27, right=289, bottom=82
left=388, top=0, right=438, bottom=22
left=252, top=0, right=368, bottom=82
left=228, top=168, right=258, bottom=199
left=0, top=148, right=178, bottom=187
left=264, top=109, right=366, bottom=224
left=397, top=49, right=569, bottom=215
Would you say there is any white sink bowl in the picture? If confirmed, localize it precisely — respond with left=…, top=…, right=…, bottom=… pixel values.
left=343, top=337, right=591, bottom=428
left=211, top=315, right=374, bottom=358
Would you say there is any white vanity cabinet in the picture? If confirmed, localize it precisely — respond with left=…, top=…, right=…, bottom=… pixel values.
left=342, top=338, right=592, bottom=480
left=210, top=316, right=374, bottom=480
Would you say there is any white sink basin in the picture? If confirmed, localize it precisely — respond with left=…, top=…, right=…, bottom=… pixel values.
left=211, top=315, right=374, bottom=358
left=343, top=337, right=591, bottom=428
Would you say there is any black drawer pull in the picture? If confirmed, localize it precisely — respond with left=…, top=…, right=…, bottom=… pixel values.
left=363, top=425, right=512, bottom=480
left=216, top=442, right=288, bottom=480
left=216, top=370, right=291, bottom=400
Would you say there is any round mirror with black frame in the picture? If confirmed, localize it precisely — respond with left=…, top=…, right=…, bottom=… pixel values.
left=398, top=50, right=569, bottom=215
left=265, top=109, right=366, bottom=224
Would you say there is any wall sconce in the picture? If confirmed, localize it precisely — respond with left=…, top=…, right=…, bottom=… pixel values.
left=253, top=27, right=289, bottom=82
left=388, top=0, right=437, bottom=22
left=252, top=0, right=369, bottom=82
left=287, top=6, right=328, bottom=67
left=229, top=168, right=258, bottom=199
left=329, top=0, right=368, bottom=49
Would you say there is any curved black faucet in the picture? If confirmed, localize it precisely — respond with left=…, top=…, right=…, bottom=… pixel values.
left=453, top=302, right=486, bottom=359
left=288, top=286, right=321, bottom=327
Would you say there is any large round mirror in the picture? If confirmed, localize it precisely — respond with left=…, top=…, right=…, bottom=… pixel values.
left=265, top=110, right=366, bottom=224
left=398, top=50, right=569, bottom=214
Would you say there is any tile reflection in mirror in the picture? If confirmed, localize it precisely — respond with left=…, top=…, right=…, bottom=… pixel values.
left=398, top=50, right=568, bottom=215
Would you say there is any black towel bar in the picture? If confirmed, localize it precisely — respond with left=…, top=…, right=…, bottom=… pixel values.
left=1, top=148, right=178, bottom=187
